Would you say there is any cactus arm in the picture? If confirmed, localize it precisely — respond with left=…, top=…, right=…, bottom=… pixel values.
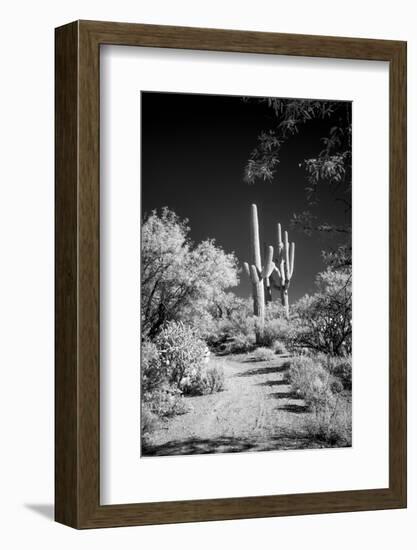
left=250, top=204, right=262, bottom=270
left=276, top=223, right=284, bottom=263
left=243, top=262, right=250, bottom=278
left=289, top=242, right=295, bottom=278
left=270, top=267, right=282, bottom=290
left=250, top=264, right=260, bottom=284
left=284, top=231, right=290, bottom=280
left=273, top=263, right=281, bottom=279
left=261, top=245, right=274, bottom=278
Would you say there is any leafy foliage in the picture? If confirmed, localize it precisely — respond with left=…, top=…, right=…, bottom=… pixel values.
left=141, top=208, right=239, bottom=339
left=200, top=298, right=295, bottom=353
left=244, top=98, right=350, bottom=186
left=243, top=97, right=352, bottom=269
left=228, top=332, right=256, bottom=354
left=328, top=356, right=352, bottom=390
left=292, top=269, right=352, bottom=356
left=261, top=317, right=295, bottom=349
left=182, top=292, right=250, bottom=344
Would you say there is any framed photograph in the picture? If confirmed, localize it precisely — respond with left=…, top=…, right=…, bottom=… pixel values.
left=55, top=20, right=406, bottom=528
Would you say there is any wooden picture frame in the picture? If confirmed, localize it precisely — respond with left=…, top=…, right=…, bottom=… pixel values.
left=55, top=20, right=407, bottom=529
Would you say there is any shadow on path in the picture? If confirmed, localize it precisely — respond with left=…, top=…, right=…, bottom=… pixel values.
left=277, top=403, right=309, bottom=413
left=237, top=363, right=290, bottom=377
left=142, top=431, right=316, bottom=457
left=267, top=390, right=302, bottom=400
left=256, top=379, right=287, bottom=387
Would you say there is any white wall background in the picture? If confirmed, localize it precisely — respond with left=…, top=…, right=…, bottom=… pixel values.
left=0, top=0, right=414, bottom=548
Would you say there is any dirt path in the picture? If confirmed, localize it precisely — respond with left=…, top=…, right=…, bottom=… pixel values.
left=143, top=354, right=321, bottom=456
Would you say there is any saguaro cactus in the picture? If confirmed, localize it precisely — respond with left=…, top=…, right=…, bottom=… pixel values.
left=271, top=223, right=295, bottom=318
left=243, top=204, right=274, bottom=342
left=244, top=205, right=295, bottom=336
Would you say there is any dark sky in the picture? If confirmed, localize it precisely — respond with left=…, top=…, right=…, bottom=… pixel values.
left=141, top=92, right=351, bottom=302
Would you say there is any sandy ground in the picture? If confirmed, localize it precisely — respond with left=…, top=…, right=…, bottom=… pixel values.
left=143, top=354, right=328, bottom=456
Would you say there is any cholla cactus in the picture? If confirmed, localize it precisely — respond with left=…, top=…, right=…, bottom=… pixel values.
left=243, top=204, right=274, bottom=342
left=271, top=223, right=295, bottom=318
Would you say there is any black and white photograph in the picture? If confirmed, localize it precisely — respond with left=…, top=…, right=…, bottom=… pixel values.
left=141, top=91, right=352, bottom=457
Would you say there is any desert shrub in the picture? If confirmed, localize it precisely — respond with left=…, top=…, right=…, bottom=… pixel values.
left=289, top=356, right=344, bottom=410
left=305, top=396, right=352, bottom=446
left=227, top=300, right=257, bottom=334
left=179, top=365, right=206, bottom=395
left=289, top=356, right=352, bottom=445
left=180, top=294, right=256, bottom=349
left=261, top=317, right=294, bottom=348
left=141, top=404, right=159, bottom=435
left=204, top=364, right=226, bottom=393
left=260, top=324, right=279, bottom=348
left=297, top=347, right=313, bottom=356
left=200, top=298, right=293, bottom=351
left=142, top=383, right=189, bottom=418
left=288, top=356, right=328, bottom=400
left=272, top=340, right=287, bottom=355
left=155, top=321, right=207, bottom=388
left=141, top=340, right=166, bottom=392
left=229, top=332, right=256, bottom=353
left=183, top=308, right=220, bottom=343
left=251, top=347, right=276, bottom=362
left=313, top=353, right=352, bottom=391
left=204, top=321, right=231, bottom=349
left=291, top=270, right=352, bottom=356
left=183, top=363, right=226, bottom=395
left=310, top=351, right=330, bottom=366
left=330, top=357, right=352, bottom=390
left=141, top=338, right=190, bottom=425
left=330, top=379, right=344, bottom=394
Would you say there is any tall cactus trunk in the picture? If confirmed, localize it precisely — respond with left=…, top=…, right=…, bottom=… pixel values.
left=250, top=266, right=265, bottom=343
left=245, top=205, right=267, bottom=343
left=250, top=204, right=262, bottom=270
left=281, top=288, right=289, bottom=319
